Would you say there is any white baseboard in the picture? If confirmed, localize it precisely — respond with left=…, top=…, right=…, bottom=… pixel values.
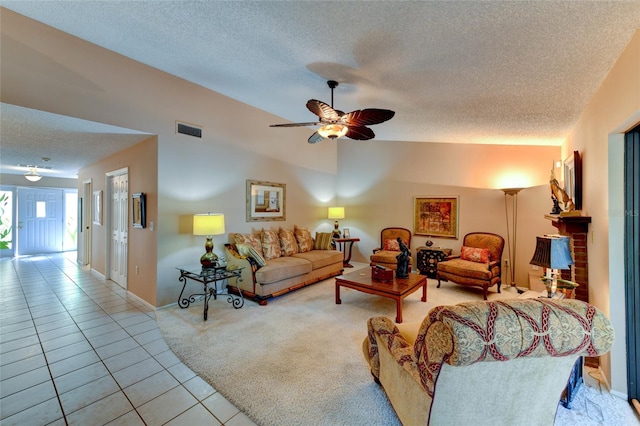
left=90, top=268, right=105, bottom=282
left=126, top=290, right=156, bottom=311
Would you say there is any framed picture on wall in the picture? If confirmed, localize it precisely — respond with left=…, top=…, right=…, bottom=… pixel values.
left=132, top=192, right=146, bottom=229
left=563, top=150, right=582, bottom=210
left=93, top=190, right=102, bottom=225
left=246, top=180, right=286, bottom=222
left=413, top=196, right=459, bottom=239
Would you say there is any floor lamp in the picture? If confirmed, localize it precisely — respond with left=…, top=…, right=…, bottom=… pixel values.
left=502, top=188, right=523, bottom=290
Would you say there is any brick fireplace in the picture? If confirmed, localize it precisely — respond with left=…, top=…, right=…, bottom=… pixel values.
left=545, top=215, right=592, bottom=302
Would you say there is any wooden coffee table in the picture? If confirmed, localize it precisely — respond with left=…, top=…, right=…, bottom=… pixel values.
left=335, top=271, right=427, bottom=323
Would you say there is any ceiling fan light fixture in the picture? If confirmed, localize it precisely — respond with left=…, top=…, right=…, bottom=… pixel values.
left=318, top=124, right=348, bottom=139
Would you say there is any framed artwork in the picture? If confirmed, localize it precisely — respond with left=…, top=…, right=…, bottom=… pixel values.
left=343, top=228, right=350, bottom=238
left=414, top=196, right=459, bottom=239
left=246, top=180, right=286, bottom=222
left=92, top=190, right=102, bottom=225
left=132, top=192, right=146, bottom=229
left=563, top=150, right=582, bottom=210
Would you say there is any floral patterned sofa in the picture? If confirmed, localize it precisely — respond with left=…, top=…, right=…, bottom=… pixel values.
left=225, top=227, right=343, bottom=305
left=363, top=298, right=614, bottom=425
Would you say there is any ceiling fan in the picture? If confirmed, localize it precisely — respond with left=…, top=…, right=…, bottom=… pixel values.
left=269, top=80, right=395, bottom=144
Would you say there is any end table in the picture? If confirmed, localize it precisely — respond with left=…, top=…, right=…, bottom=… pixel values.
left=176, top=265, right=244, bottom=321
left=416, top=247, right=452, bottom=278
left=333, top=237, right=360, bottom=267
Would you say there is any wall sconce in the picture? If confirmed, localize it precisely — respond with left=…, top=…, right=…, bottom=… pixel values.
left=328, top=207, right=345, bottom=238
left=193, top=212, right=225, bottom=269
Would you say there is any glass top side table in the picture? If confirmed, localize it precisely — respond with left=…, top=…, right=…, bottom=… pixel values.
left=176, top=265, right=244, bottom=321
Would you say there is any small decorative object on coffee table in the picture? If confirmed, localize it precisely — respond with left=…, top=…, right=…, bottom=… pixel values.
left=372, top=265, right=393, bottom=282
left=395, top=237, right=410, bottom=278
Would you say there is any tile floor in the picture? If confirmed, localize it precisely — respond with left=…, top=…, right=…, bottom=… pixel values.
left=0, top=253, right=256, bottom=426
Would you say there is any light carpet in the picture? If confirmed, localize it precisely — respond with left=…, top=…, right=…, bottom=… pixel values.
left=156, top=264, right=638, bottom=426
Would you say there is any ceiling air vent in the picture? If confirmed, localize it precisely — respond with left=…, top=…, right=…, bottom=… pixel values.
left=176, top=121, right=202, bottom=138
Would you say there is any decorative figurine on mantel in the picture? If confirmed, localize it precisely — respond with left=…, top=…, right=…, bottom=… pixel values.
left=549, top=166, right=575, bottom=214
left=396, top=237, right=410, bottom=278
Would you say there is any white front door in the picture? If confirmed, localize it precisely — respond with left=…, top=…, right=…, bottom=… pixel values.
left=17, top=187, right=63, bottom=255
left=109, top=173, right=128, bottom=288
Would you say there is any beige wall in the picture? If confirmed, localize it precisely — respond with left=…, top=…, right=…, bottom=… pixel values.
left=336, top=141, right=560, bottom=288
left=563, top=29, right=640, bottom=397
left=77, top=136, right=158, bottom=306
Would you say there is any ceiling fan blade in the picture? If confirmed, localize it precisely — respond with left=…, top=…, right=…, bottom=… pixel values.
left=345, top=126, right=375, bottom=140
left=270, top=122, right=321, bottom=128
left=342, top=109, right=395, bottom=127
left=306, top=99, right=340, bottom=121
left=307, top=132, right=325, bottom=144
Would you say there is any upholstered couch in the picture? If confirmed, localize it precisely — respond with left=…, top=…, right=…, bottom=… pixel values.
left=363, top=298, right=614, bottom=425
left=225, top=227, right=343, bottom=305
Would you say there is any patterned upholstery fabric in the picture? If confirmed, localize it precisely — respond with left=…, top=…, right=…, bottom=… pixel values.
left=294, top=226, right=314, bottom=253
left=314, top=232, right=333, bottom=250
left=370, top=227, right=412, bottom=270
left=279, top=228, right=299, bottom=256
left=261, top=229, right=282, bottom=260
left=365, top=298, right=615, bottom=398
left=234, top=233, right=263, bottom=254
left=437, top=232, right=504, bottom=299
left=460, top=246, right=491, bottom=263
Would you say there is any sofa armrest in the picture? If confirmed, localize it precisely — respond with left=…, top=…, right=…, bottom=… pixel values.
left=224, top=244, right=259, bottom=294
left=364, top=317, right=422, bottom=386
left=372, top=247, right=382, bottom=254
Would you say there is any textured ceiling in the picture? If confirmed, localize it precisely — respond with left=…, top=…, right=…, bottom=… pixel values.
left=1, top=1, right=639, bottom=179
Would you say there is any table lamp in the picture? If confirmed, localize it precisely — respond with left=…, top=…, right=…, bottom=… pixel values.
left=328, top=207, right=345, bottom=238
left=529, top=235, right=574, bottom=297
left=193, top=213, right=225, bottom=269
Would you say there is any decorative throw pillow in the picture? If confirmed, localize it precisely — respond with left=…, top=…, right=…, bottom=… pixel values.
left=261, top=229, right=282, bottom=260
left=294, top=226, right=314, bottom=253
left=383, top=238, right=401, bottom=251
left=234, top=233, right=263, bottom=254
left=279, top=228, right=299, bottom=256
left=460, top=246, right=491, bottom=263
left=236, top=243, right=267, bottom=267
left=314, top=232, right=333, bottom=250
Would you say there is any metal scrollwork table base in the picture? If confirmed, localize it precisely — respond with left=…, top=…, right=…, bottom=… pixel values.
left=176, top=265, right=244, bottom=321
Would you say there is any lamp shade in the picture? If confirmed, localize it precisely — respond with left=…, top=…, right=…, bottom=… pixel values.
left=327, top=207, right=345, bottom=219
left=193, top=213, right=225, bottom=236
left=529, top=235, right=574, bottom=270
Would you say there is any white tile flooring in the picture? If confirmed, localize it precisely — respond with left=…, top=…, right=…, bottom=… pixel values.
left=0, top=253, right=256, bottom=426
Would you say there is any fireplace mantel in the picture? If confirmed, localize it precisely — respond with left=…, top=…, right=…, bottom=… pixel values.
left=544, top=214, right=592, bottom=302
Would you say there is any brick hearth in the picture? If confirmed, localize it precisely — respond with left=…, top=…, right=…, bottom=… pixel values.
left=544, top=215, right=592, bottom=302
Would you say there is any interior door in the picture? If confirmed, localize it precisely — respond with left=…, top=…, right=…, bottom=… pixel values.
left=77, top=180, right=92, bottom=266
left=109, top=172, right=128, bottom=288
left=17, top=187, right=63, bottom=255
